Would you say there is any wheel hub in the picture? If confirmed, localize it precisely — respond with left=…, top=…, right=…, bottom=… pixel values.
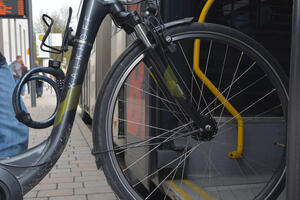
left=191, top=117, right=218, bottom=141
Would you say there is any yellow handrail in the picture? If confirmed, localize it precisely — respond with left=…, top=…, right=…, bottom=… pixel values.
left=194, top=0, right=244, bottom=158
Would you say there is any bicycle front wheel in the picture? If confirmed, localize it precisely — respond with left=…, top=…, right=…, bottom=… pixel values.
left=93, top=22, right=288, bottom=200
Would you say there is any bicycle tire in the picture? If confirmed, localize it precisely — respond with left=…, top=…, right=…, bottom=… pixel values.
left=93, top=22, right=288, bottom=200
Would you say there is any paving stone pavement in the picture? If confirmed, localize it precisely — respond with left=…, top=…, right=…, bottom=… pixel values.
left=21, top=91, right=117, bottom=200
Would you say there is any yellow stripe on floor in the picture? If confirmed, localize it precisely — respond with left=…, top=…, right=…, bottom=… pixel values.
left=183, top=180, right=215, bottom=200
left=167, top=181, right=194, bottom=200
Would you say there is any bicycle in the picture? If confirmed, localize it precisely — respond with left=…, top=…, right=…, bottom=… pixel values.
left=0, top=0, right=288, bottom=199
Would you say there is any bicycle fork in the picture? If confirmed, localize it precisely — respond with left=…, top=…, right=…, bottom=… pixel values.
left=134, top=24, right=218, bottom=140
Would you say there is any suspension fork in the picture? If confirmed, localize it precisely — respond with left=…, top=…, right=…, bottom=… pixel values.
left=134, top=24, right=217, bottom=133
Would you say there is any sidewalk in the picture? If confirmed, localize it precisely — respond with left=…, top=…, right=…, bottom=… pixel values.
left=22, top=91, right=117, bottom=200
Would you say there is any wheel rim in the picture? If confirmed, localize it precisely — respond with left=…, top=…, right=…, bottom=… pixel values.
left=103, top=30, right=287, bottom=200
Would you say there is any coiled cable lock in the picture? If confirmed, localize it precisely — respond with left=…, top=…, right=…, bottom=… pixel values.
left=12, top=67, right=65, bottom=129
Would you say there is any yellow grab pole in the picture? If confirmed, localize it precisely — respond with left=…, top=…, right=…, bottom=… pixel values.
left=194, top=0, right=244, bottom=158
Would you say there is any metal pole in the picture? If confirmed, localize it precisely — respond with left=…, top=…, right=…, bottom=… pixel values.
left=287, top=0, right=300, bottom=199
left=26, top=0, right=36, bottom=107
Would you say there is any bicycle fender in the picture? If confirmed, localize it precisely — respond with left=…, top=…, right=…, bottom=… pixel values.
left=155, top=17, right=194, bottom=32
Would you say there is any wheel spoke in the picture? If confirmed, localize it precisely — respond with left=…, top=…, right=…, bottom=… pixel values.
left=124, top=83, right=176, bottom=105
left=178, top=41, right=213, bottom=118
left=204, top=74, right=266, bottom=116
left=218, top=89, right=277, bottom=129
left=145, top=143, right=202, bottom=199
left=117, top=98, right=188, bottom=117
left=116, top=122, right=193, bottom=155
left=197, top=40, right=213, bottom=111
left=201, top=61, right=257, bottom=115
left=132, top=142, right=196, bottom=187
left=217, top=52, right=244, bottom=125
left=212, top=44, right=229, bottom=116
left=216, top=104, right=283, bottom=139
left=163, top=138, right=191, bottom=200
left=143, top=77, right=191, bottom=125
left=122, top=122, right=191, bottom=172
